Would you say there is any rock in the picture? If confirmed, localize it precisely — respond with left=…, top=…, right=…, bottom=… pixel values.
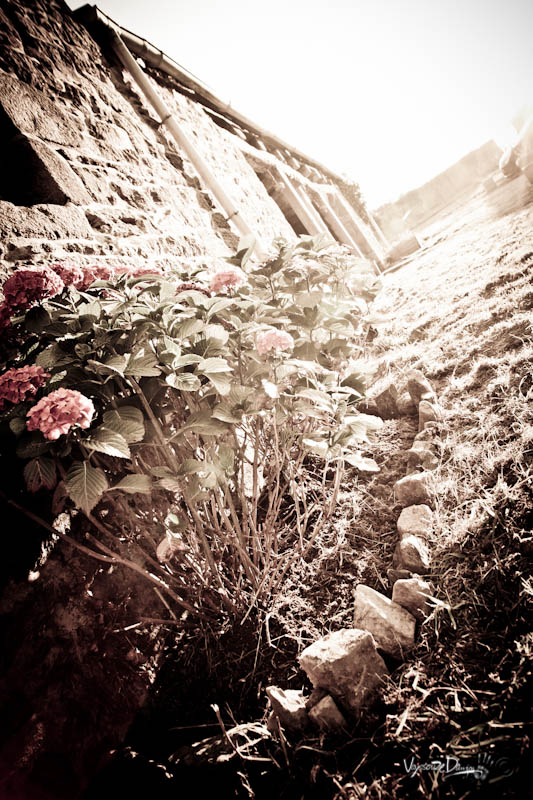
left=387, top=567, right=412, bottom=585
left=396, top=392, right=417, bottom=416
left=359, top=399, right=380, bottom=416
left=392, top=578, right=433, bottom=620
left=353, top=585, right=416, bottom=658
left=265, top=687, right=309, bottom=731
left=393, top=535, right=431, bottom=574
left=299, top=629, right=389, bottom=715
left=308, top=695, right=347, bottom=732
left=407, top=369, right=435, bottom=406
left=397, top=505, right=433, bottom=539
left=374, top=385, right=399, bottom=419
left=418, top=400, right=441, bottom=432
left=394, top=473, right=432, bottom=506
left=406, top=446, right=439, bottom=471
left=413, top=428, right=437, bottom=444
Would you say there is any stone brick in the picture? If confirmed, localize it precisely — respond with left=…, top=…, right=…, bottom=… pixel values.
left=393, top=535, right=431, bottom=574
left=353, top=584, right=416, bottom=659
left=406, top=369, right=435, bottom=406
left=374, top=384, right=399, bottom=419
left=406, top=445, right=439, bottom=471
left=397, top=505, right=433, bottom=539
left=394, top=472, right=432, bottom=506
left=299, top=629, right=388, bottom=715
left=392, top=578, right=433, bottom=620
left=308, top=695, right=347, bottom=732
left=418, top=400, right=442, bottom=432
left=266, top=687, right=309, bottom=731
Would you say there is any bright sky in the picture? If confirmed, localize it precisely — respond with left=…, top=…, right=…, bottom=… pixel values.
left=67, top=0, right=532, bottom=207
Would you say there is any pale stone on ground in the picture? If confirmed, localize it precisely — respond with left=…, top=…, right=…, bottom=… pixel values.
left=397, top=505, right=433, bottom=539
left=392, top=578, right=433, bottom=620
left=353, top=585, right=416, bottom=659
left=419, top=400, right=442, bottom=432
left=266, top=687, right=309, bottom=730
left=308, top=695, right=347, bottom=731
left=299, top=629, right=389, bottom=715
left=394, top=472, right=432, bottom=506
left=387, top=567, right=412, bottom=585
left=375, top=385, right=399, bottom=419
left=393, top=535, right=431, bottom=573
left=396, top=392, right=417, bottom=416
left=406, top=445, right=439, bottom=471
left=406, top=369, right=435, bottom=406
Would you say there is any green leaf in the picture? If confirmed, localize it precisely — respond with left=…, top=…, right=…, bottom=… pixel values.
left=295, top=388, right=333, bottom=411
left=25, top=306, right=51, bottom=333
left=124, top=353, right=161, bottom=377
left=109, top=474, right=152, bottom=494
left=344, top=452, right=380, bottom=472
left=103, top=406, right=145, bottom=443
left=87, top=355, right=128, bottom=377
left=24, top=457, right=57, bottom=492
left=9, top=417, right=26, bottom=437
left=173, top=410, right=228, bottom=438
left=212, top=402, right=242, bottom=424
left=196, top=357, right=232, bottom=374
left=84, top=426, right=131, bottom=458
left=302, top=437, right=329, bottom=457
left=173, top=354, right=203, bottom=368
left=65, top=461, right=108, bottom=513
left=175, top=318, right=205, bottom=339
left=166, top=372, right=201, bottom=391
left=16, top=433, right=50, bottom=459
left=204, top=324, right=229, bottom=345
left=203, top=372, right=231, bottom=396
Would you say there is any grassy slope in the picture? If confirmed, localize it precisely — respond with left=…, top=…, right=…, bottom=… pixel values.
left=344, top=180, right=533, bottom=798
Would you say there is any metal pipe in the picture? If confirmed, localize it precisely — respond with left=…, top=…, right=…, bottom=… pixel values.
left=102, top=25, right=265, bottom=257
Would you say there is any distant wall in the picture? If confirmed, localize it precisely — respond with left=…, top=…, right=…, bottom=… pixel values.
left=374, top=140, right=503, bottom=240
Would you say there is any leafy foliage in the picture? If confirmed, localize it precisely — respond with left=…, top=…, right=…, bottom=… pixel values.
left=0, top=236, right=383, bottom=616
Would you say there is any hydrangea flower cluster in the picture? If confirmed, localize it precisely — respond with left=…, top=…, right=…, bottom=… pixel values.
left=0, top=365, right=50, bottom=410
left=49, top=262, right=86, bottom=289
left=26, top=388, right=95, bottom=440
left=79, top=264, right=115, bottom=288
left=256, top=329, right=294, bottom=356
left=210, top=266, right=247, bottom=293
left=2, top=266, right=64, bottom=311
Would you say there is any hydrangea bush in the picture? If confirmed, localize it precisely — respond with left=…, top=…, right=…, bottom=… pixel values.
left=0, top=237, right=383, bottom=617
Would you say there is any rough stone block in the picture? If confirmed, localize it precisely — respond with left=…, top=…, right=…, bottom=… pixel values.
left=353, top=584, right=416, bottom=659
left=397, top=505, right=433, bottom=539
left=394, top=472, right=432, bottom=506
left=406, top=369, right=435, bottom=406
left=392, top=578, right=433, bottom=620
left=308, top=695, right=347, bottom=732
left=299, top=628, right=388, bottom=715
left=406, top=446, right=439, bottom=471
left=396, top=392, right=417, bottom=416
left=418, top=400, right=441, bottom=432
left=266, top=687, right=309, bottom=731
left=387, top=567, right=412, bottom=585
left=374, top=385, right=399, bottom=419
left=393, top=535, right=431, bottom=574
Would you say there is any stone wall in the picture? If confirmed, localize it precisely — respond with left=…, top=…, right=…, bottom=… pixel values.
left=0, top=0, right=295, bottom=281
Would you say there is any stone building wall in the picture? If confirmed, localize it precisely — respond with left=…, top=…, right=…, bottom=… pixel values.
left=0, top=0, right=296, bottom=282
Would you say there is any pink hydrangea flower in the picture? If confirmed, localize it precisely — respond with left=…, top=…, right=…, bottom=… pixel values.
left=79, top=264, right=115, bottom=289
left=49, top=262, right=86, bottom=288
left=256, top=329, right=294, bottom=356
left=0, top=365, right=50, bottom=410
left=0, top=302, right=12, bottom=331
left=26, top=388, right=95, bottom=440
left=210, top=266, right=247, bottom=293
left=2, top=266, right=65, bottom=310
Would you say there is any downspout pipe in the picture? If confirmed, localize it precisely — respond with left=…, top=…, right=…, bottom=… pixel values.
left=97, top=23, right=265, bottom=258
